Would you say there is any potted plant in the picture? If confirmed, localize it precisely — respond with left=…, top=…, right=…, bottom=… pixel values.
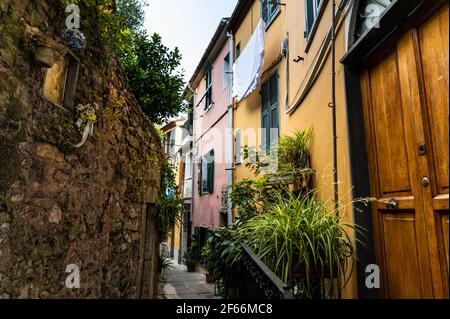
left=183, top=242, right=197, bottom=272
left=157, top=255, right=173, bottom=279
left=241, top=189, right=363, bottom=299
left=201, top=238, right=214, bottom=283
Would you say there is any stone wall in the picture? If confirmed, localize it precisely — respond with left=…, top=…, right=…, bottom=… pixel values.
left=0, top=0, right=162, bottom=298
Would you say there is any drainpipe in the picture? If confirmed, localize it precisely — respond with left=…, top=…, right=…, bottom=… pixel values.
left=187, top=84, right=196, bottom=246
left=329, top=0, right=339, bottom=213
left=226, top=31, right=234, bottom=226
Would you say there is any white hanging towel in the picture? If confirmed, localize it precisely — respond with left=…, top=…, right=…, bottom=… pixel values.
left=232, top=19, right=265, bottom=102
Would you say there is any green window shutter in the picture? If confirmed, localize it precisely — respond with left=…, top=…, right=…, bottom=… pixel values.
left=235, top=129, right=242, bottom=164
left=198, top=160, right=202, bottom=194
left=269, top=73, right=279, bottom=148
left=207, top=150, right=214, bottom=193
left=261, top=81, right=270, bottom=153
left=260, top=0, right=269, bottom=24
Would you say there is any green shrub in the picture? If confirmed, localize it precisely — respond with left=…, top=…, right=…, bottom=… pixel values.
left=202, top=222, right=245, bottom=299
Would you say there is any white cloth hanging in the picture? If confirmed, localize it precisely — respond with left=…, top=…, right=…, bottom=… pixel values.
left=232, top=19, right=265, bottom=102
left=75, top=120, right=94, bottom=148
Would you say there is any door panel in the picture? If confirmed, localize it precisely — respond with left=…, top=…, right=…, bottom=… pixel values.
left=362, top=41, right=432, bottom=298
left=416, top=3, right=449, bottom=298
left=418, top=4, right=449, bottom=196
left=368, top=52, right=412, bottom=196
left=382, top=211, right=422, bottom=298
left=361, top=4, right=449, bottom=298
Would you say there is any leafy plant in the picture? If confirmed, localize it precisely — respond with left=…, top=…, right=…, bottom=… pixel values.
left=183, top=242, right=197, bottom=271
left=229, top=177, right=276, bottom=222
left=201, top=237, right=212, bottom=269
left=278, top=128, right=312, bottom=172
left=240, top=188, right=364, bottom=298
left=156, top=158, right=182, bottom=239
left=158, top=255, right=173, bottom=276
left=201, top=222, right=246, bottom=299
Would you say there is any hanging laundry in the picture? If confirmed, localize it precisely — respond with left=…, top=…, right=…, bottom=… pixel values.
left=232, top=19, right=265, bottom=102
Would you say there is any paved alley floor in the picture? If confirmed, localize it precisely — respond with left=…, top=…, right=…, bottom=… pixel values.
left=158, top=261, right=221, bottom=299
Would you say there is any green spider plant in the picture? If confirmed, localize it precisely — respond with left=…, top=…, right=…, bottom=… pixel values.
left=240, top=188, right=365, bottom=298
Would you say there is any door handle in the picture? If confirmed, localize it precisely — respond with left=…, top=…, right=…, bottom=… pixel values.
left=421, top=177, right=430, bottom=187
left=385, top=199, right=398, bottom=210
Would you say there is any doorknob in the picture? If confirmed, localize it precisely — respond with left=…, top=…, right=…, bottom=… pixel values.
left=385, top=199, right=398, bottom=210
left=421, top=177, right=430, bottom=187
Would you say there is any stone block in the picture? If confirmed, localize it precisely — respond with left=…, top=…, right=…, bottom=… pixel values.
left=36, top=143, right=64, bottom=163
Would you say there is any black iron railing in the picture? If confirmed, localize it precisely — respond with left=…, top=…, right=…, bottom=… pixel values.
left=239, top=242, right=295, bottom=299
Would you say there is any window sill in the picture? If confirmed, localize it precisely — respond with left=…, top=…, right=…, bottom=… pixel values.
left=305, top=0, right=328, bottom=53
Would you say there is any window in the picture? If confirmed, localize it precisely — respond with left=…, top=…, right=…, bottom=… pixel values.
left=261, top=73, right=279, bottom=153
left=235, top=129, right=242, bottom=165
left=235, top=42, right=241, bottom=60
left=305, top=0, right=322, bottom=38
left=205, top=67, right=213, bottom=110
left=261, top=0, right=280, bottom=26
left=198, top=150, right=214, bottom=195
left=223, top=53, right=231, bottom=89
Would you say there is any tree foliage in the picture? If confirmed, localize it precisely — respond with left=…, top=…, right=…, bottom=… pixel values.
left=116, top=0, right=186, bottom=124
left=116, top=0, right=147, bottom=32
left=120, top=32, right=186, bottom=124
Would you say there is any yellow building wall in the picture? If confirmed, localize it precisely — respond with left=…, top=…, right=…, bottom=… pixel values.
left=233, top=0, right=357, bottom=298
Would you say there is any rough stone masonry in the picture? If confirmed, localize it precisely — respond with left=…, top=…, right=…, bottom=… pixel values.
left=0, top=0, right=162, bottom=298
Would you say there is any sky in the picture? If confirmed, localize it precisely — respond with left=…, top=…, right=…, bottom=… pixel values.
left=143, top=0, right=238, bottom=83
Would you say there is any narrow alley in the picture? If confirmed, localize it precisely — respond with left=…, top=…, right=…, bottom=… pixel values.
left=158, top=262, right=220, bottom=299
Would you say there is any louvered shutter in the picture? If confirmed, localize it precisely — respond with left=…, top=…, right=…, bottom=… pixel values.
left=235, top=129, right=242, bottom=164
left=260, top=0, right=269, bottom=24
left=261, top=81, right=270, bottom=153
left=206, top=150, right=214, bottom=193
left=305, top=0, right=316, bottom=38
left=198, top=159, right=202, bottom=194
left=269, top=74, right=279, bottom=149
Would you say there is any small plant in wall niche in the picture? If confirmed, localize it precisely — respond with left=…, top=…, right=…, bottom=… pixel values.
left=75, top=103, right=100, bottom=148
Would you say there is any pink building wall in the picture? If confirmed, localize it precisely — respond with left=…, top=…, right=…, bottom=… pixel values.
left=192, top=41, right=231, bottom=230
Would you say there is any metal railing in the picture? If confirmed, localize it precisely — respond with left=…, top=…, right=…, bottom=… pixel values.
left=239, top=242, right=295, bottom=299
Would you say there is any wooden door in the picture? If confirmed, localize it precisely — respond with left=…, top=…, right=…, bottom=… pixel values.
left=361, top=4, right=449, bottom=299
